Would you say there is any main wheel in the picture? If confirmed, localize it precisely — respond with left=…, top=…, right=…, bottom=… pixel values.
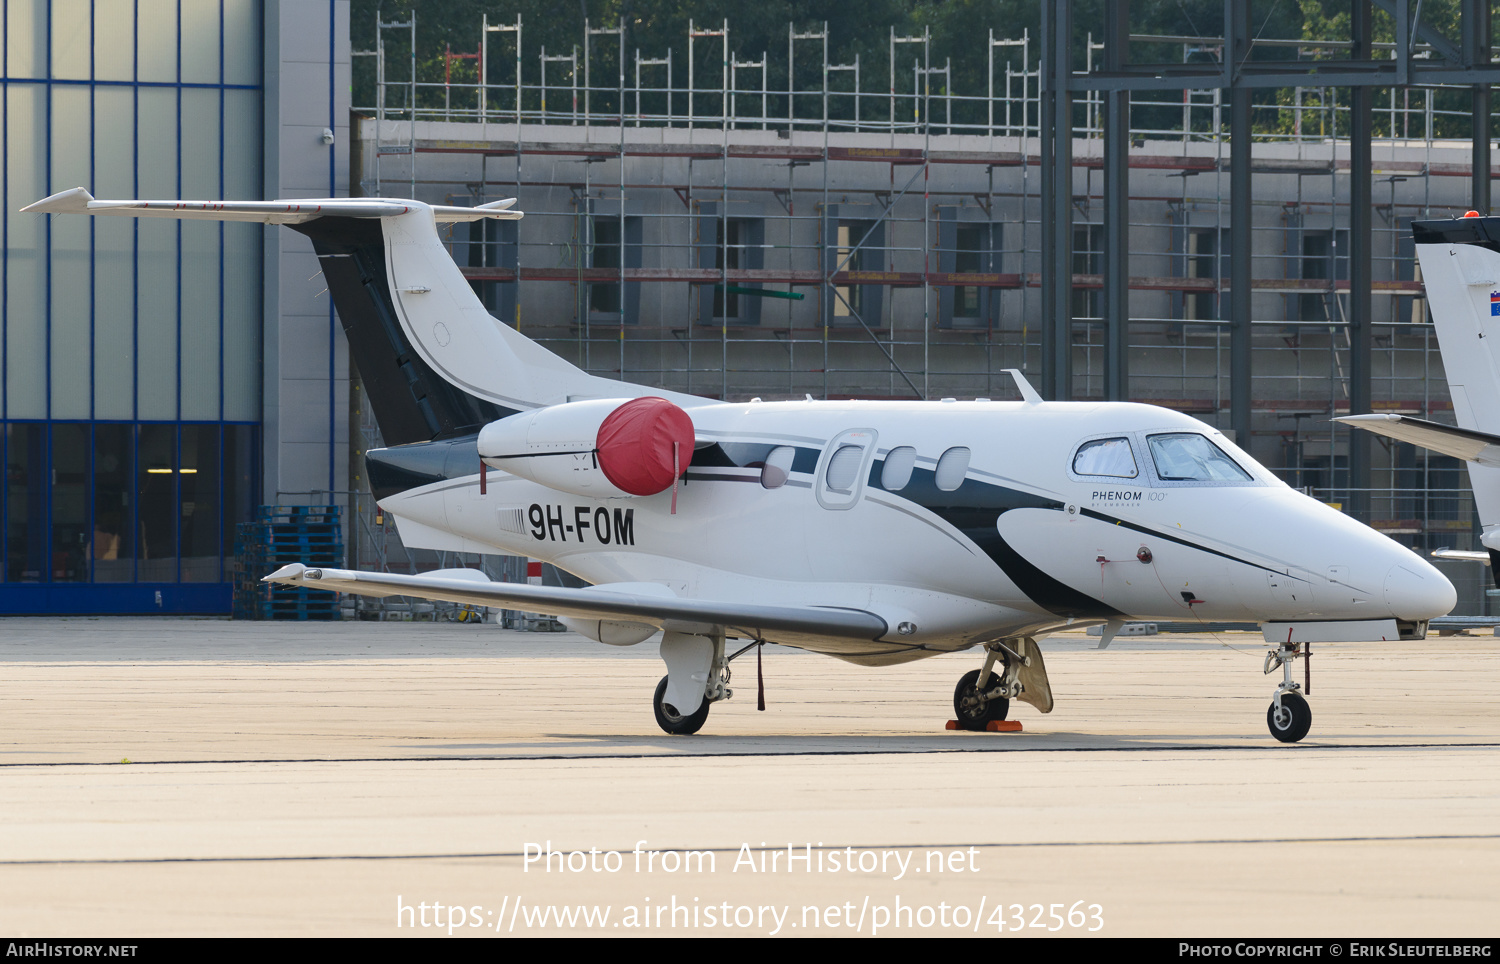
left=653, top=675, right=710, bottom=735
left=1266, top=692, right=1312, bottom=743
left=953, top=668, right=1010, bottom=731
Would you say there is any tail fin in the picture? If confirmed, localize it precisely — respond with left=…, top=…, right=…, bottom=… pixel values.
left=1412, top=216, right=1500, bottom=551
left=21, top=188, right=700, bottom=446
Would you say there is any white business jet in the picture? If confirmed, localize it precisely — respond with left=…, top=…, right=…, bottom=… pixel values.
left=24, top=188, right=1457, bottom=742
left=1340, top=214, right=1500, bottom=576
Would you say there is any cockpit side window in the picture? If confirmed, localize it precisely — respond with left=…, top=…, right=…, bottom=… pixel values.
left=1072, top=437, right=1138, bottom=478
left=1147, top=433, right=1252, bottom=482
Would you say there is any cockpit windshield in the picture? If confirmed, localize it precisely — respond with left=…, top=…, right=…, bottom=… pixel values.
left=1147, top=433, right=1253, bottom=482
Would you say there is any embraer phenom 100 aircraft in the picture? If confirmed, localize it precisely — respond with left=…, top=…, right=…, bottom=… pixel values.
left=24, top=188, right=1457, bottom=742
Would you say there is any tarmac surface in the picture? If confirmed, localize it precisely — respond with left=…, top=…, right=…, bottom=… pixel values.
left=1, top=616, right=1497, bottom=937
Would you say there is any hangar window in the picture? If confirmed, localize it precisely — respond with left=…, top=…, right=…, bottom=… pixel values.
left=760, top=446, right=795, bottom=489
left=825, top=444, right=865, bottom=494
left=881, top=446, right=917, bottom=491
left=1073, top=438, right=1138, bottom=478
left=934, top=447, right=970, bottom=492
left=1148, top=433, right=1252, bottom=482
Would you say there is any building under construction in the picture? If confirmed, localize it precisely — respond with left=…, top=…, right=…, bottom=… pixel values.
left=344, top=6, right=1500, bottom=611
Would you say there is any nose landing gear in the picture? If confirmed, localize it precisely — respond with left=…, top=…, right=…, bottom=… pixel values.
left=1267, top=691, right=1312, bottom=743
left=1264, top=642, right=1312, bottom=743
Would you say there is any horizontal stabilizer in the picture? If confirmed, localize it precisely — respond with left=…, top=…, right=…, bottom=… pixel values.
left=1336, top=414, right=1500, bottom=467
left=1431, top=548, right=1491, bottom=564
left=20, top=187, right=522, bottom=223
left=263, top=563, right=889, bottom=648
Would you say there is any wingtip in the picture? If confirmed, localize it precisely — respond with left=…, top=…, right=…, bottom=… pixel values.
left=20, top=186, right=95, bottom=215
left=262, top=562, right=307, bottom=584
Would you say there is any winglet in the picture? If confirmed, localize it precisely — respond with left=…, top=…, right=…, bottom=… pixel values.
left=1003, top=369, right=1043, bottom=405
left=20, top=187, right=95, bottom=215
left=263, top=563, right=308, bottom=584
left=430, top=198, right=525, bottom=222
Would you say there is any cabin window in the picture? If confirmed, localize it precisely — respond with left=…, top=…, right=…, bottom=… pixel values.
left=816, top=429, right=876, bottom=510
left=760, top=446, right=795, bottom=489
left=881, top=446, right=917, bottom=491
left=934, top=447, right=970, bottom=492
left=1148, top=433, right=1252, bottom=482
left=1073, top=437, right=1138, bottom=478
left=825, top=444, right=864, bottom=494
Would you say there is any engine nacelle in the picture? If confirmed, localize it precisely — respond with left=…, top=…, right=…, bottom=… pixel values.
left=477, top=397, right=695, bottom=499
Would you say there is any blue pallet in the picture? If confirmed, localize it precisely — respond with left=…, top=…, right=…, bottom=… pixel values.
left=232, top=506, right=347, bottom=620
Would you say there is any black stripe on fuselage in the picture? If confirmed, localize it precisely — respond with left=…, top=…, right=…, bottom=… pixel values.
left=1076, top=506, right=1293, bottom=579
left=290, top=216, right=517, bottom=445
left=868, top=462, right=1125, bottom=619
left=366, top=433, right=479, bottom=502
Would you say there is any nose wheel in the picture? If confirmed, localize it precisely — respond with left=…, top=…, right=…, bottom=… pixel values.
left=1267, top=691, right=1312, bottom=743
left=1264, top=642, right=1312, bottom=743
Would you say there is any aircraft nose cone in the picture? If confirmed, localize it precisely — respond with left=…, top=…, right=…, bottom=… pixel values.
left=1383, top=562, right=1457, bottom=620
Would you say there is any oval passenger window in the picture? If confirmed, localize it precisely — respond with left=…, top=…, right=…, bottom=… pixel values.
left=824, top=444, right=864, bottom=493
left=760, top=446, right=795, bottom=489
left=881, top=446, right=916, bottom=491
left=934, top=446, right=970, bottom=492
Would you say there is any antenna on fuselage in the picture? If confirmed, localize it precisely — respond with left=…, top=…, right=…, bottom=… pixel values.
left=1003, top=369, right=1043, bottom=405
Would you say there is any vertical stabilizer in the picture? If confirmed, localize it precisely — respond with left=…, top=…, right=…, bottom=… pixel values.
left=1414, top=217, right=1500, bottom=552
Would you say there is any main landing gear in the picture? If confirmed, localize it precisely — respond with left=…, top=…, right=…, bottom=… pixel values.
left=953, top=667, right=1010, bottom=730
left=953, top=637, right=1055, bottom=731
left=1264, top=642, right=1312, bottom=743
left=653, top=675, right=712, bottom=735
left=652, top=631, right=733, bottom=735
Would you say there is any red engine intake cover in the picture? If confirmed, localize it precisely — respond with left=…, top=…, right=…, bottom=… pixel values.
left=595, top=397, right=695, bottom=496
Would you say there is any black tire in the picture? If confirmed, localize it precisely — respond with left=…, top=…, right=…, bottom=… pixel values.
left=953, top=668, right=1010, bottom=732
left=1266, top=692, right=1312, bottom=743
left=653, top=675, right=710, bottom=735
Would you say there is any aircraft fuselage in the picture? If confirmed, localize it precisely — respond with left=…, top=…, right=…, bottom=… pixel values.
left=375, top=397, right=1453, bottom=664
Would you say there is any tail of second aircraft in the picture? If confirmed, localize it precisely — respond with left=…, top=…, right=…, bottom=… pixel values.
left=20, top=188, right=699, bottom=447
left=1409, top=216, right=1500, bottom=557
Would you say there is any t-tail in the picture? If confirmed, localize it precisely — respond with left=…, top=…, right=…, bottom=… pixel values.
left=1341, top=214, right=1500, bottom=575
left=20, top=188, right=701, bottom=447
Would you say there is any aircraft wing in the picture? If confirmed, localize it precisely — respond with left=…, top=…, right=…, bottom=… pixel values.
left=20, top=187, right=521, bottom=224
left=263, top=563, right=889, bottom=647
left=1336, top=414, right=1500, bottom=466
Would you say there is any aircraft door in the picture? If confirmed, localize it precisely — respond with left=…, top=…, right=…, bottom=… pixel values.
left=815, top=429, right=878, bottom=510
